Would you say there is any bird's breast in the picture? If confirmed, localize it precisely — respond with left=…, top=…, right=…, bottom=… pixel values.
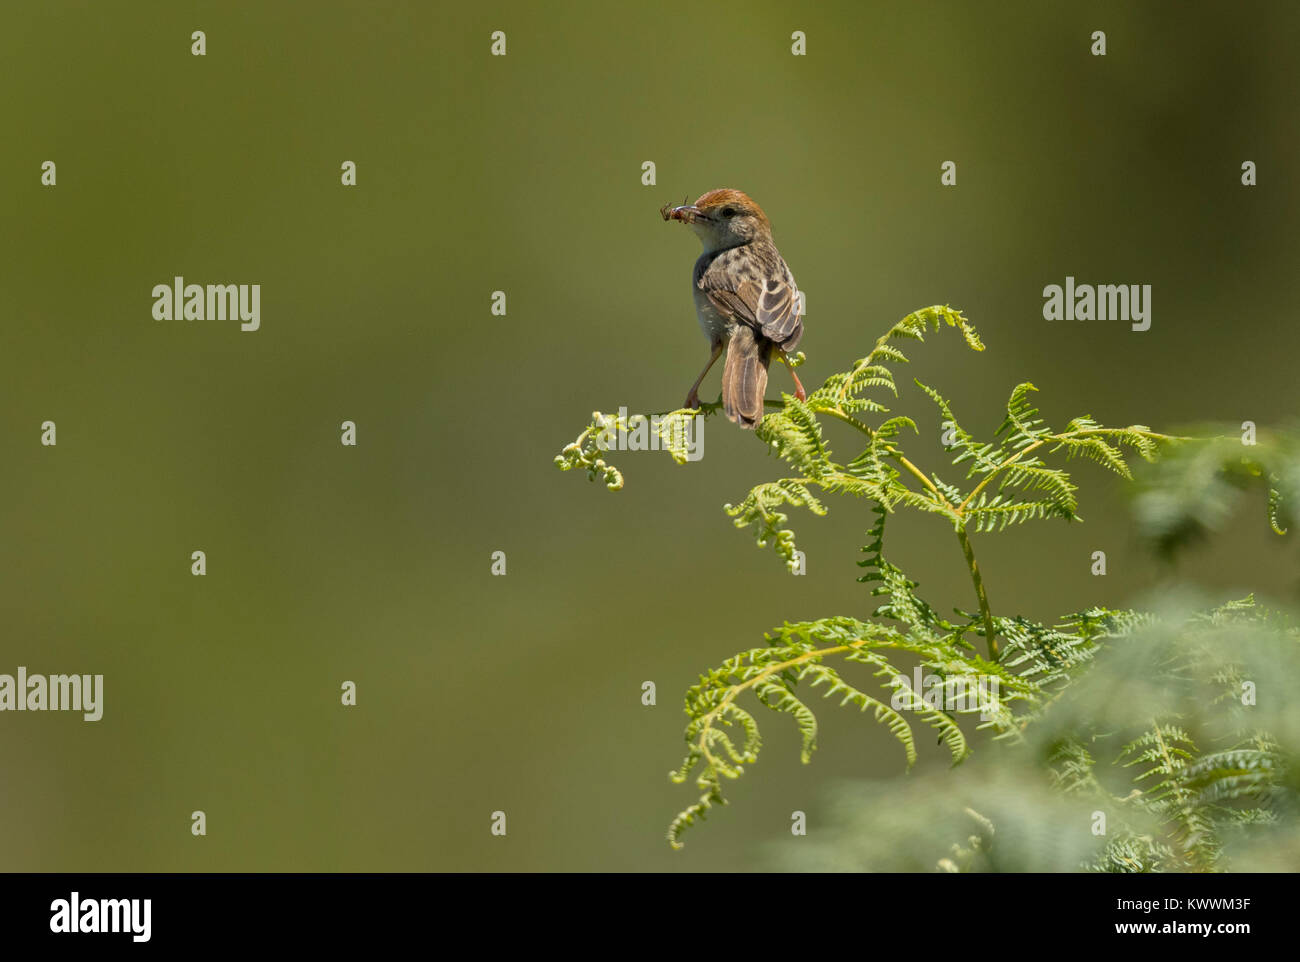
left=689, top=253, right=731, bottom=344
left=691, top=284, right=733, bottom=343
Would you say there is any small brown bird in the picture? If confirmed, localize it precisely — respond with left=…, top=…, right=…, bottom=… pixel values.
left=662, top=188, right=805, bottom=428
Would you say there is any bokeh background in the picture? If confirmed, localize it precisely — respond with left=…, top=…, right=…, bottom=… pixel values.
left=2, top=0, right=1298, bottom=871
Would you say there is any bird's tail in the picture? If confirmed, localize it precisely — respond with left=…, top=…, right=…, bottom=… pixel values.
left=721, top=325, right=772, bottom=429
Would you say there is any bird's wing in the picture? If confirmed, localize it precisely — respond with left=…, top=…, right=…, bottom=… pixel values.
left=753, top=276, right=802, bottom=350
left=700, top=263, right=802, bottom=352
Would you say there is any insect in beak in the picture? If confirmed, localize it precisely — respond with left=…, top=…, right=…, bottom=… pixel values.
left=661, top=196, right=694, bottom=222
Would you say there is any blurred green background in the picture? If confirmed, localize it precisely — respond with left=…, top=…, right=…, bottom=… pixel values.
left=1, top=0, right=1297, bottom=870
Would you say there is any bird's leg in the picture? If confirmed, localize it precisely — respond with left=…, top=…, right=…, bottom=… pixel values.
left=779, top=350, right=807, bottom=402
left=685, top=341, right=724, bottom=409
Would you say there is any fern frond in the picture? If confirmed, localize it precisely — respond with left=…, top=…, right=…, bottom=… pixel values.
left=756, top=396, right=833, bottom=477
left=998, top=383, right=1053, bottom=447
left=965, top=491, right=1078, bottom=532
left=812, top=305, right=983, bottom=417
left=753, top=678, right=819, bottom=762
left=1132, top=426, right=1300, bottom=557
left=1182, top=748, right=1280, bottom=807
left=666, top=606, right=1037, bottom=846
left=1269, top=486, right=1289, bottom=535
left=915, top=379, right=1005, bottom=479
left=723, top=478, right=825, bottom=571
left=800, top=662, right=920, bottom=767
left=554, top=407, right=708, bottom=488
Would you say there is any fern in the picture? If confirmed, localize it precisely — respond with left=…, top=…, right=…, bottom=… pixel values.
left=666, top=614, right=1031, bottom=848
left=557, top=307, right=1296, bottom=861
left=554, top=407, right=707, bottom=489
left=1131, top=425, right=1300, bottom=555
left=765, top=597, right=1298, bottom=872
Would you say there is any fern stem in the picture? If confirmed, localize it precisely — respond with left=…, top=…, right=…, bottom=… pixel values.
left=824, top=402, right=994, bottom=656
left=822, top=406, right=875, bottom=437
left=895, top=454, right=948, bottom=506
left=956, top=524, right=999, bottom=660
left=822, top=407, right=955, bottom=511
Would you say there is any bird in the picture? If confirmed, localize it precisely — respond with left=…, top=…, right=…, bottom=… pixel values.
left=661, top=188, right=805, bottom=429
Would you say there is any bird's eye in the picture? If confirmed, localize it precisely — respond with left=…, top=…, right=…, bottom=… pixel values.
left=721, top=206, right=737, bottom=217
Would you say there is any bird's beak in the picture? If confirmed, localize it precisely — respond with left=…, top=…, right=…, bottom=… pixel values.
left=663, top=205, right=707, bottom=224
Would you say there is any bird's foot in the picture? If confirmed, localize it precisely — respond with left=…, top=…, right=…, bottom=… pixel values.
left=684, top=390, right=701, bottom=410
left=779, top=349, right=807, bottom=402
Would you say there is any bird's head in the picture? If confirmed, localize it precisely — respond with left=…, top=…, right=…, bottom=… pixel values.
left=661, top=188, right=772, bottom=252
